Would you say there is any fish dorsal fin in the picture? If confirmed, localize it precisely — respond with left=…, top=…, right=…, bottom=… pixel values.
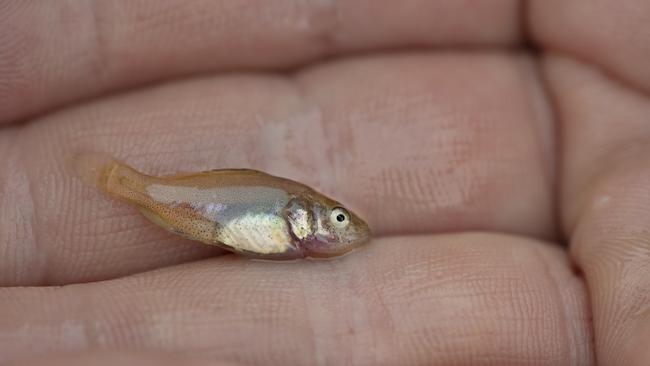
left=160, top=168, right=266, bottom=179
left=202, top=168, right=263, bottom=174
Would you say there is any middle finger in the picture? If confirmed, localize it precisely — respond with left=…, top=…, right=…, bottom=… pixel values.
left=0, top=52, right=555, bottom=285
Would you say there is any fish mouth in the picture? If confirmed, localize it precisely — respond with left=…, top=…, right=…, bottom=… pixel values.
left=297, top=225, right=372, bottom=259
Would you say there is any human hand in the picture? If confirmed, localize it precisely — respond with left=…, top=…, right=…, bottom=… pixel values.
left=1, top=1, right=649, bottom=365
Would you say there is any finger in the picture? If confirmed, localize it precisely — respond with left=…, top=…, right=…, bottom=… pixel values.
left=531, top=0, right=650, bottom=92
left=0, top=52, right=556, bottom=285
left=10, top=351, right=227, bottom=366
left=0, top=233, right=593, bottom=365
left=546, top=55, right=650, bottom=365
left=0, top=0, right=520, bottom=124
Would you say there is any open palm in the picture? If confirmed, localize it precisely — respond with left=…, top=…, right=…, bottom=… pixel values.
left=2, top=1, right=649, bottom=365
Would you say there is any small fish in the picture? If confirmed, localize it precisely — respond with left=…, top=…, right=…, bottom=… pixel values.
left=73, top=154, right=371, bottom=260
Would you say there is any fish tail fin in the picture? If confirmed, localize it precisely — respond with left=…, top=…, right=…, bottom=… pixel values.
left=69, top=151, right=152, bottom=205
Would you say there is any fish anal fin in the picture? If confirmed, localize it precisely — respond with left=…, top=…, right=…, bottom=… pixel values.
left=138, top=207, right=184, bottom=236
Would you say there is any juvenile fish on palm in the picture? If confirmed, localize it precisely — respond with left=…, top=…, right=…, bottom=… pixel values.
left=76, top=154, right=371, bottom=260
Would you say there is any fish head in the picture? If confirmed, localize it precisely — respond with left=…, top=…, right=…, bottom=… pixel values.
left=285, top=192, right=371, bottom=259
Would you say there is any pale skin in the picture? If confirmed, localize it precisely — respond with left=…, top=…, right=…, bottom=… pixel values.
left=0, top=1, right=649, bottom=365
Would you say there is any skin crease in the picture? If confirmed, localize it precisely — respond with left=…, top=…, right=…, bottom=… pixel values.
left=0, top=1, right=649, bottom=366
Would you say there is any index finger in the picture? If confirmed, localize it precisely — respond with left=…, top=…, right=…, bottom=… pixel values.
left=0, top=0, right=520, bottom=124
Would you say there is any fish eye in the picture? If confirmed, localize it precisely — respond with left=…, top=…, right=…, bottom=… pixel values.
left=330, top=207, right=350, bottom=228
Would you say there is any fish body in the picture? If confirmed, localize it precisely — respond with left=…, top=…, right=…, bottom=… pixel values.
left=87, top=157, right=370, bottom=259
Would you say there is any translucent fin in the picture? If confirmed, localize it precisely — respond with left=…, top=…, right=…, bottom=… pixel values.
left=163, top=168, right=266, bottom=180
left=68, top=151, right=154, bottom=209
left=138, top=207, right=174, bottom=232
left=67, top=151, right=119, bottom=191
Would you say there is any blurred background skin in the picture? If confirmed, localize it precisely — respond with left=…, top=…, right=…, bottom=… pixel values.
left=0, top=1, right=649, bottom=365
